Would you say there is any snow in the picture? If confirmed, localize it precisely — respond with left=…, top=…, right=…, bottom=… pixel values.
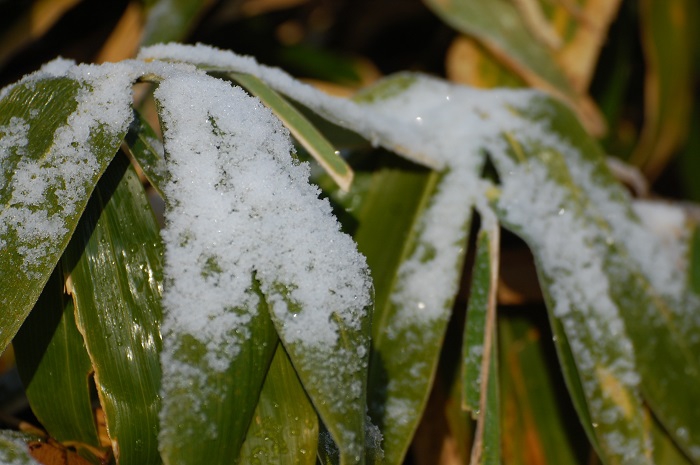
left=5, top=42, right=697, bottom=463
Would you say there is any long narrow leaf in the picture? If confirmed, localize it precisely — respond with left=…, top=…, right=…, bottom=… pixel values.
left=65, top=154, right=163, bottom=465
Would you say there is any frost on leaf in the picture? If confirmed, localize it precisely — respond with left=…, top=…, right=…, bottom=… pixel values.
left=154, top=72, right=371, bottom=461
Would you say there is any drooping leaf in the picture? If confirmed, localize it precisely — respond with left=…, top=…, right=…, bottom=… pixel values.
left=225, top=72, right=354, bottom=191
left=64, top=153, right=163, bottom=465
left=506, top=96, right=700, bottom=463
left=239, top=344, right=318, bottom=465
left=483, top=94, right=700, bottom=463
left=153, top=72, right=372, bottom=465
left=462, top=226, right=498, bottom=415
left=0, top=66, right=134, bottom=354
left=13, top=266, right=99, bottom=448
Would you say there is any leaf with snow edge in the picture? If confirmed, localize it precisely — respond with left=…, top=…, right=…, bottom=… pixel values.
left=0, top=60, right=136, bottom=353
left=500, top=314, right=593, bottom=465
left=0, top=431, right=41, bottom=465
left=123, top=109, right=167, bottom=197
left=317, top=418, right=384, bottom=465
left=492, top=139, right=652, bottom=464
left=63, top=153, right=163, bottom=465
left=13, top=266, right=99, bottom=448
left=239, top=344, right=318, bottom=465
left=511, top=95, right=700, bottom=462
left=225, top=72, right=354, bottom=192
left=266, top=291, right=371, bottom=465
left=159, top=277, right=277, bottom=465
left=153, top=72, right=372, bottom=465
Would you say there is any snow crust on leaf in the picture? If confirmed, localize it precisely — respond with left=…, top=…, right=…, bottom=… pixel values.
left=153, top=71, right=371, bottom=452
left=0, top=60, right=137, bottom=280
left=0, top=431, right=40, bottom=465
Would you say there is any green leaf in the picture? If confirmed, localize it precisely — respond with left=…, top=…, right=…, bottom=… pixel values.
left=462, top=228, right=495, bottom=415
left=64, top=153, right=163, bottom=465
left=123, top=109, right=167, bottom=197
left=462, top=223, right=500, bottom=465
left=226, top=72, right=354, bottom=192
left=13, top=266, right=100, bottom=447
left=158, top=276, right=278, bottom=465
left=266, top=291, right=371, bottom=465
left=0, top=431, right=40, bottom=465
left=0, top=74, right=129, bottom=353
left=239, top=344, right=318, bottom=465
left=350, top=158, right=475, bottom=464
left=488, top=96, right=700, bottom=464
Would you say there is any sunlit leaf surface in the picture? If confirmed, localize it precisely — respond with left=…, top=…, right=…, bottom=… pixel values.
left=65, top=154, right=163, bottom=465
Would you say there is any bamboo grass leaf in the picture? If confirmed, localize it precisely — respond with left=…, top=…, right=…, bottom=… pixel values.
left=64, top=153, right=163, bottom=465
left=462, top=225, right=498, bottom=415
left=462, top=220, right=500, bottom=465
left=239, top=344, right=319, bottom=465
left=13, top=266, right=100, bottom=448
left=0, top=67, right=135, bottom=354
left=493, top=140, right=654, bottom=464
left=226, top=72, right=354, bottom=191
left=486, top=95, right=700, bottom=463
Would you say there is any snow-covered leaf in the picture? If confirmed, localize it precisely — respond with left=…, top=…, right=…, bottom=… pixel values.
left=226, top=72, right=354, bottom=191
left=154, top=72, right=372, bottom=465
left=0, top=62, right=136, bottom=354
